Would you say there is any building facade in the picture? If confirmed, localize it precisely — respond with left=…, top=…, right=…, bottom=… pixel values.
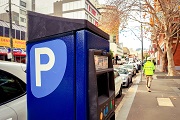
left=0, top=20, right=26, bottom=62
left=53, top=0, right=100, bottom=26
left=110, top=42, right=123, bottom=58
left=0, top=0, right=35, bottom=27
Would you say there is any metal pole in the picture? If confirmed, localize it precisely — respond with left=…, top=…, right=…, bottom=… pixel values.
left=139, top=0, right=143, bottom=82
left=140, top=23, right=143, bottom=82
left=9, top=0, right=14, bottom=62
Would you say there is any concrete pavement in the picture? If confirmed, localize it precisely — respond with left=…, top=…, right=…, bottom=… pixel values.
left=116, top=71, right=180, bottom=120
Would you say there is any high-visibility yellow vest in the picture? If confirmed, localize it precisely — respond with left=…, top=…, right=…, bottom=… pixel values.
left=143, top=61, right=155, bottom=75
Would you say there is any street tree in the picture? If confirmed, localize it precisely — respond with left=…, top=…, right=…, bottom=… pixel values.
left=130, top=0, right=180, bottom=76
left=97, top=0, right=135, bottom=36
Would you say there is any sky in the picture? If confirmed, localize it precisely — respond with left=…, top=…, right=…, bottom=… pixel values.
left=119, top=21, right=151, bottom=50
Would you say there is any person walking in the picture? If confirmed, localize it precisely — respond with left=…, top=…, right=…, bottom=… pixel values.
left=143, top=57, right=155, bottom=92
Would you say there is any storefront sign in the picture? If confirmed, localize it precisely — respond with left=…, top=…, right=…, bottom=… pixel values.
left=0, top=37, right=26, bottom=49
left=0, top=37, right=10, bottom=47
left=13, top=39, right=26, bottom=49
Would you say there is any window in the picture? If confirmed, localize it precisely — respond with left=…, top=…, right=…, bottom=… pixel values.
left=20, top=17, right=26, bottom=23
left=13, top=15, right=19, bottom=21
left=20, top=9, right=26, bottom=15
left=0, top=70, right=26, bottom=104
left=85, top=3, right=88, bottom=9
left=5, top=27, right=9, bottom=37
left=89, top=16, right=92, bottom=22
left=85, top=13, right=88, bottom=19
left=12, top=29, right=15, bottom=38
left=16, top=30, right=20, bottom=39
left=20, top=1, right=26, bottom=7
left=0, top=26, right=3, bottom=36
left=21, top=31, right=25, bottom=40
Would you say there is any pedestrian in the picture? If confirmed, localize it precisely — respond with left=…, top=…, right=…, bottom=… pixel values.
left=143, top=57, right=155, bottom=92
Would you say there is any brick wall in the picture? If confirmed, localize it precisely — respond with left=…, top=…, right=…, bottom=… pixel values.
left=174, top=44, right=180, bottom=66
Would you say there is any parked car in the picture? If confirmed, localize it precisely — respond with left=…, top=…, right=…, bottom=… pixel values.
left=122, top=64, right=136, bottom=76
left=114, top=70, right=123, bottom=97
left=128, top=62, right=139, bottom=73
left=0, top=61, right=26, bottom=120
left=115, top=68, right=132, bottom=88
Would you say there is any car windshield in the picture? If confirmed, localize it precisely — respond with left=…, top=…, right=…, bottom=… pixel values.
left=118, top=68, right=128, bottom=74
left=123, top=64, right=133, bottom=69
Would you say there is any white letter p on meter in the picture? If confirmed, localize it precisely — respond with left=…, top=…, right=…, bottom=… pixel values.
left=35, top=47, right=55, bottom=87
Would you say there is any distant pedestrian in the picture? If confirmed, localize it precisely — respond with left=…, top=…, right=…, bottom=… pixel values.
left=143, top=57, right=155, bottom=92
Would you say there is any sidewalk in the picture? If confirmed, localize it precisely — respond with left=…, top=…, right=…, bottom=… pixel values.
left=116, top=70, right=180, bottom=120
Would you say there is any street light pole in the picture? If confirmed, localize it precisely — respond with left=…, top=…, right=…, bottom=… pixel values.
left=140, top=23, right=143, bottom=82
left=139, top=0, right=143, bottom=82
left=9, top=0, right=14, bottom=62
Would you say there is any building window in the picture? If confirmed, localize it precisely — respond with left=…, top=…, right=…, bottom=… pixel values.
left=85, top=13, right=88, bottom=19
left=16, top=30, right=20, bottom=39
left=0, top=26, right=3, bottom=36
left=20, top=1, right=26, bottom=7
left=5, top=27, right=9, bottom=37
left=20, top=9, right=26, bottom=15
left=12, top=29, right=15, bottom=38
left=21, top=31, right=25, bottom=40
left=85, top=3, right=88, bottom=10
left=13, top=15, right=19, bottom=21
left=89, top=16, right=92, bottom=23
left=20, top=17, right=26, bottom=23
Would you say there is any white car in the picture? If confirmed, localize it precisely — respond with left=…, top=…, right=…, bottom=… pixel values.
left=122, top=64, right=136, bottom=76
left=115, top=68, right=132, bottom=88
left=114, top=70, right=123, bottom=97
left=0, top=61, right=26, bottom=120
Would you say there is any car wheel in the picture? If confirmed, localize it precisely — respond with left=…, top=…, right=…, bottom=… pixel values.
left=126, top=80, right=129, bottom=88
left=130, top=78, right=133, bottom=83
left=117, top=86, right=122, bottom=98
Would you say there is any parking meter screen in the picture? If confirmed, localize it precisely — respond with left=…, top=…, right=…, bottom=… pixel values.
left=94, top=55, right=108, bottom=70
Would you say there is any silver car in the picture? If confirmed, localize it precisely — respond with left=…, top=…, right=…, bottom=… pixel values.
left=0, top=61, right=26, bottom=120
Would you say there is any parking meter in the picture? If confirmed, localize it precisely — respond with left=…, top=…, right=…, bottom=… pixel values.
left=27, top=11, right=115, bottom=120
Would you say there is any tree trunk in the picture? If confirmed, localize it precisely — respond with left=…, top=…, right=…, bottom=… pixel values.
left=161, top=52, right=168, bottom=72
left=166, top=39, right=177, bottom=76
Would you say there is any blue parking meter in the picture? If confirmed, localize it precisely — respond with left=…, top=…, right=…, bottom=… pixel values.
left=27, top=11, right=115, bottom=120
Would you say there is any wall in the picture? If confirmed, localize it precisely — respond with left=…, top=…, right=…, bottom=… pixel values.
left=173, top=44, right=180, bottom=67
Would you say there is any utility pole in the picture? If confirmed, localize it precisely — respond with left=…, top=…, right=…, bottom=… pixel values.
left=9, top=0, right=14, bottom=62
left=140, top=23, right=143, bottom=81
left=139, top=0, right=143, bottom=82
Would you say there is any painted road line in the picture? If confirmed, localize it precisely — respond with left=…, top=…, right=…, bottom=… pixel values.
left=157, top=98, right=174, bottom=107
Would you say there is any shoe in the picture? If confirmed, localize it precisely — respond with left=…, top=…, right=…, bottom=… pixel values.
left=148, top=90, right=151, bottom=92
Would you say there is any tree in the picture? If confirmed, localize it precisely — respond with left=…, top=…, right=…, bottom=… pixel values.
left=100, top=0, right=180, bottom=76
left=148, top=0, right=180, bottom=75
left=130, top=0, right=180, bottom=76
left=97, top=0, right=135, bottom=36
